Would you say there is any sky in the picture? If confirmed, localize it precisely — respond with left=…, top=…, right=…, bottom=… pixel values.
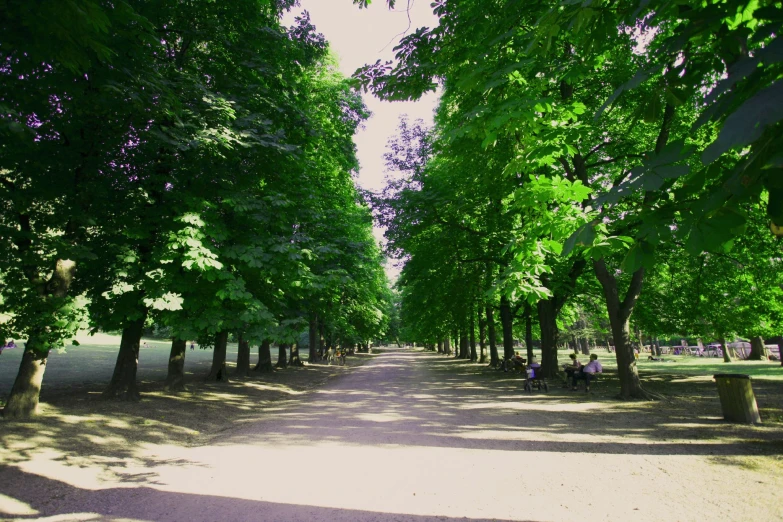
left=285, top=0, right=441, bottom=279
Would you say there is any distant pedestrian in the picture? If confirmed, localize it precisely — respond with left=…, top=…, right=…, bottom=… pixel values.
left=190, top=342, right=195, bottom=351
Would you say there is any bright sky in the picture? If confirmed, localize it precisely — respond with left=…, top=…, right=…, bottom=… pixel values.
left=286, top=0, right=440, bottom=280
left=289, top=0, right=439, bottom=190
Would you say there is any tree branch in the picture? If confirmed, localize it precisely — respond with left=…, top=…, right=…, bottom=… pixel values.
left=586, top=153, right=644, bottom=169
left=558, top=156, right=574, bottom=181
left=620, top=266, right=645, bottom=322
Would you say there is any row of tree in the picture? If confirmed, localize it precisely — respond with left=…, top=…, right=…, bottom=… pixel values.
left=1, top=0, right=394, bottom=418
left=362, top=0, right=783, bottom=398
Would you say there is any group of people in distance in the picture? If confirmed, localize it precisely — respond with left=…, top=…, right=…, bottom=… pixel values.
left=562, top=353, right=602, bottom=392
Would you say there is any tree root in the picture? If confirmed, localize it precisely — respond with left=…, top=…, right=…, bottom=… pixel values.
left=617, top=388, right=666, bottom=401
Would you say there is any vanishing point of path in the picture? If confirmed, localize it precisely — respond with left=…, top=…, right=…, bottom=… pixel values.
left=2, top=348, right=781, bottom=521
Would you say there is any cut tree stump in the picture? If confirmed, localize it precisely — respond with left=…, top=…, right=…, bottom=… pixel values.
left=713, top=374, right=762, bottom=424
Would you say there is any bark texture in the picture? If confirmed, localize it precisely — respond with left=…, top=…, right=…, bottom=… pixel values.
left=537, top=299, right=560, bottom=378
left=276, top=343, right=289, bottom=368
left=164, top=338, right=187, bottom=391
left=748, top=336, right=766, bottom=361
left=254, top=340, right=273, bottom=372
left=459, top=329, right=469, bottom=359
left=478, top=310, right=487, bottom=363
left=235, top=334, right=250, bottom=377
left=469, top=309, right=477, bottom=362
left=594, top=260, right=658, bottom=399
left=499, top=296, right=515, bottom=360
left=3, top=337, right=48, bottom=418
left=579, top=336, right=590, bottom=355
left=290, top=343, right=303, bottom=366
left=485, top=306, right=498, bottom=366
left=4, top=258, right=77, bottom=418
left=103, top=314, right=147, bottom=401
left=206, top=331, right=229, bottom=382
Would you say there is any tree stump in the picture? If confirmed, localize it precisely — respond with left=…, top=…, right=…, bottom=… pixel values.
left=714, top=374, right=761, bottom=424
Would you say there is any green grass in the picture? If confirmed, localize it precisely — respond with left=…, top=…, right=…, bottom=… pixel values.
left=635, top=356, right=783, bottom=381
left=556, top=349, right=782, bottom=381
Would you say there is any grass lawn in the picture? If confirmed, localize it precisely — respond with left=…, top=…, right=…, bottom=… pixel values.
left=556, top=348, right=782, bottom=381
left=0, top=332, right=312, bottom=403
left=637, top=355, right=783, bottom=380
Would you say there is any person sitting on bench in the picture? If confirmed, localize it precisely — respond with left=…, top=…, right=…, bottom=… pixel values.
left=511, top=352, right=526, bottom=372
left=562, top=353, right=582, bottom=385
left=572, top=354, right=602, bottom=392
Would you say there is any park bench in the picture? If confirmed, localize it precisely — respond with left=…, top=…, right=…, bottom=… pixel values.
left=571, top=371, right=601, bottom=392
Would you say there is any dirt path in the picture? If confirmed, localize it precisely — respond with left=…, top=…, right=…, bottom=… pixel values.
left=1, top=348, right=781, bottom=521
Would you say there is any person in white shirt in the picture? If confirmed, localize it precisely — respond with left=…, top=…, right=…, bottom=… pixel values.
left=571, top=353, right=603, bottom=392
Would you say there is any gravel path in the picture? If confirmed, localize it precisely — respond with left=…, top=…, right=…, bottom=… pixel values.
left=1, top=347, right=781, bottom=521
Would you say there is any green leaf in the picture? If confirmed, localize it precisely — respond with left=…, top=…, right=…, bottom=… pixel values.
left=703, top=81, right=783, bottom=164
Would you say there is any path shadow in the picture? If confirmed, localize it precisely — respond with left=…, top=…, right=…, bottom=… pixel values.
left=0, top=466, right=536, bottom=522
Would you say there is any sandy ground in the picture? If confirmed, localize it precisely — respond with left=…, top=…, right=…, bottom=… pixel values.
left=1, top=347, right=782, bottom=522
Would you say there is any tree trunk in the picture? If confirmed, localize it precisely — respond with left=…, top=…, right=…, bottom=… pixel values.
left=254, top=340, right=273, bottom=372
left=478, top=308, right=486, bottom=363
left=103, top=314, right=147, bottom=400
left=499, top=296, right=515, bottom=361
left=748, top=336, right=766, bottom=360
left=459, top=328, right=468, bottom=359
left=290, top=343, right=303, bottom=366
left=308, top=312, right=319, bottom=363
left=537, top=299, right=559, bottom=378
left=437, top=340, right=443, bottom=354
left=4, top=258, right=77, bottom=418
left=609, top=315, right=646, bottom=398
left=486, top=305, right=498, bottom=366
left=3, top=336, right=48, bottom=418
left=443, top=338, right=451, bottom=355
left=236, top=333, right=250, bottom=377
left=720, top=336, right=732, bottom=363
left=164, top=338, right=187, bottom=391
left=579, top=336, right=590, bottom=355
left=594, top=259, right=656, bottom=399
left=319, top=321, right=326, bottom=359
left=206, top=331, right=229, bottom=382
left=524, top=302, right=534, bottom=363
left=276, top=343, right=289, bottom=368
left=469, top=310, right=477, bottom=361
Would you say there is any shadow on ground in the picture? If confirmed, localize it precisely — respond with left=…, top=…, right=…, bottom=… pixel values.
left=0, top=353, right=376, bottom=475
left=0, top=466, right=532, bottom=522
